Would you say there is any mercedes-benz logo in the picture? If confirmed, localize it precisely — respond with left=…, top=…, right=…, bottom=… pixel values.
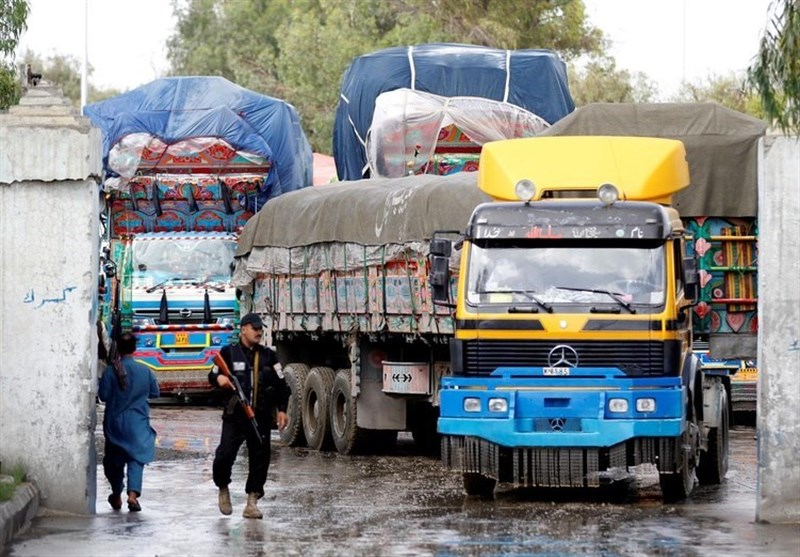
left=549, top=418, right=566, bottom=432
left=179, top=308, right=192, bottom=318
left=547, top=344, right=579, bottom=367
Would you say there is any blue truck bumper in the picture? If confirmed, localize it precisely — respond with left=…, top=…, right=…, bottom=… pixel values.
left=438, top=370, right=686, bottom=448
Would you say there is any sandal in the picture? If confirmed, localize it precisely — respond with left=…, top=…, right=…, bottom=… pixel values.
left=108, top=494, right=122, bottom=510
left=127, top=499, right=142, bottom=512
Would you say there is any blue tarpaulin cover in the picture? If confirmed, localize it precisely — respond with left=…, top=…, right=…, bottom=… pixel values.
left=333, top=43, right=575, bottom=181
left=84, top=76, right=313, bottom=200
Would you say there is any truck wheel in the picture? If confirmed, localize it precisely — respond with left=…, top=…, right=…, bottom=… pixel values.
left=279, top=363, right=309, bottom=447
left=329, top=369, right=366, bottom=455
left=697, top=388, right=730, bottom=484
left=463, top=473, right=496, bottom=499
left=301, top=366, right=336, bottom=451
left=659, top=431, right=697, bottom=503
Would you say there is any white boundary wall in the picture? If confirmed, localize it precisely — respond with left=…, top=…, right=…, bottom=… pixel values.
left=757, top=135, right=800, bottom=523
left=0, top=85, right=101, bottom=515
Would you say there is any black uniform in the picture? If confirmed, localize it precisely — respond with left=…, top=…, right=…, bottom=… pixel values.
left=208, top=341, right=289, bottom=497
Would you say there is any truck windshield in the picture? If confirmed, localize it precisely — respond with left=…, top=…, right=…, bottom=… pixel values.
left=131, top=237, right=236, bottom=289
left=466, top=244, right=666, bottom=307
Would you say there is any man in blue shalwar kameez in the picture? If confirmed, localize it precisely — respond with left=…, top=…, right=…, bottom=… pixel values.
left=99, top=332, right=160, bottom=512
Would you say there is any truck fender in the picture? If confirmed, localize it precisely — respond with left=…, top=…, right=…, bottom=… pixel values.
left=682, top=351, right=701, bottom=422
left=701, top=375, right=730, bottom=431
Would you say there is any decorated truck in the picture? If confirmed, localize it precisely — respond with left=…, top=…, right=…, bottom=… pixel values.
left=85, top=76, right=313, bottom=400
left=432, top=135, right=737, bottom=502
left=539, top=103, right=766, bottom=417
left=233, top=173, right=489, bottom=453
left=333, top=43, right=574, bottom=181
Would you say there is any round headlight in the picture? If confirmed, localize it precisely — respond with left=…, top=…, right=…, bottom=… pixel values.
left=515, top=179, right=536, bottom=202
left=598, top=183, right=620, bottom=205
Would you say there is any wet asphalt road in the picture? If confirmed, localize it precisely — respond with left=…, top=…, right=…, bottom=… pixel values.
left=4, top=406, right=799, bottom=557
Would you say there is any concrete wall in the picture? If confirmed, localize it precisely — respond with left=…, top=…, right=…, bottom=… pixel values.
left=757, top=135, right=800, bottom=523
left=0, top=84, right=101, bottom=515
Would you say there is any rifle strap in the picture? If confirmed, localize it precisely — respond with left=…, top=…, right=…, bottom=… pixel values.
left=253, top=351, right=259, bottom=410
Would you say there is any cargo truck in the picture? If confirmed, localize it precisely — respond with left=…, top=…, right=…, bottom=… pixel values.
left=539, top=103, right=766, bottom=417
left=432, top=135, right=741, bottom=502
left=85, top=76, right=313, bottom=399
left=233, top=173, right=489, bottom=453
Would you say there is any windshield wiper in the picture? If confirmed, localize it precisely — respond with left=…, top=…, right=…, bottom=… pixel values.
left=554, top=286, right=636, bottom=314
left=145, top=277, right=186, bottom=293
left=481, top=289, right=553, bottom=313
left=192, top=278, right=226, bottom=292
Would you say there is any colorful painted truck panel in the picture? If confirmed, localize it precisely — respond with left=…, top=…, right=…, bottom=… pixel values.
left=86, top=77, right=313, bottom=398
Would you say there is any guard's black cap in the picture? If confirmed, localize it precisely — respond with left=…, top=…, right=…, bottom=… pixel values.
left=240, top=313, right=264, bottom=329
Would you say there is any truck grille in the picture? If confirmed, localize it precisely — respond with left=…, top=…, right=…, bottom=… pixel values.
left=135, top=308, right=232, bottom=325
left=462, top=340, right=668, bottom=376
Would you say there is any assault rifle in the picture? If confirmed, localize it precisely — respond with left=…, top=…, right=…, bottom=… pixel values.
left=212, top=353, right=263, bottom=444
left=103, top=253, right=126, bottom=390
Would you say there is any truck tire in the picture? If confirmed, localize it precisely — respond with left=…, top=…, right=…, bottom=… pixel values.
left=279, top=363, right=309, bottom=447
left=659, top=430, right=697, bottom=503
left=463, top=473, right=496, bottom=499
left=329, top=368, right=367, bottom=455
left=697, top=388, right=730, bottom=485
left=301, top=366, right=336, bottom=451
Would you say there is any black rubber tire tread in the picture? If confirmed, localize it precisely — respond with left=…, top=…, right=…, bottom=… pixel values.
left=463, top=473, right=496, bottom=499
left=329, top=368, right=367, bottom=455
left=301, top=366, right=336, bottom=451
left=697, top=388, right=730, bottom=485
left=279, top=363, right=309, bottom=447
left=659, top=432, right=697, bottom=503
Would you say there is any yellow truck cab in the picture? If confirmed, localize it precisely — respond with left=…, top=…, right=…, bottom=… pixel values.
left=431, top=136, right=731, bottom=502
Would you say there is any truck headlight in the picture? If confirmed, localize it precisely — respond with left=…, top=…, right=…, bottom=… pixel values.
left=463, top=397, right=481, bottom=412
left=488, top=398, right=508, bottom=413
left=132, top=317, right=155, bottom=328
left=636, top=398, right=656, bottom=412
left=598, top=183, right=620, bottom=205
left=515, top=179, right=536, bottom=202
left=608, top=398, right=629, bottom=413
left=217, top=316, right=235, bottom=328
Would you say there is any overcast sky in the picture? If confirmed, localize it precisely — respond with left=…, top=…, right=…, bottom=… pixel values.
left=16, top=0, right=776, bottom=98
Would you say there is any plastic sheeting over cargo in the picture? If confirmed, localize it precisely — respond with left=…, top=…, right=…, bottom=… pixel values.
left=237, top=172, right=488, bottom=253
left=84, top=76, right=313, bottom=202
left=333, top=44, right=574, bottom=181
left=233, top=173, right=489, bottom=288
left=540, top=103, right=767, bottom=217
left=366, top=89, right=550, bottom=178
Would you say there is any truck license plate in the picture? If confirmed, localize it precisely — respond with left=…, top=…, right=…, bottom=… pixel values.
left=175, top=332, right=189, bottom=346
left=543, top=367, right=570, bottom=376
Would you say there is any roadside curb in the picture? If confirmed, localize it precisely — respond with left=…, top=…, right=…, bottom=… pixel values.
left=0, top=482, right=40, bottom=552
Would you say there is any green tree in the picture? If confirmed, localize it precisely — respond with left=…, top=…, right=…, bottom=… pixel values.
left=568, top=56, right=655, bottom=105
left=0, top=0, right=30, bottom=109
left=672, top=73, right=763, bottom=116
left=747, top=0, right=799, bottom=134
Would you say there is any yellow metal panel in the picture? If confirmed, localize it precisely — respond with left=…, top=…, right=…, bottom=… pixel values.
left=478, top=136, right=690, bottom=203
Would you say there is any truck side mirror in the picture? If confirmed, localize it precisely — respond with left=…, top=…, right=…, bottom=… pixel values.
left=429, top=255, right=451, bottom=303
left=684, top=256, right=698, bottom=302
left=103, top=261, right=117, bottom=279
left=430, top=238, right=452, bottom=257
